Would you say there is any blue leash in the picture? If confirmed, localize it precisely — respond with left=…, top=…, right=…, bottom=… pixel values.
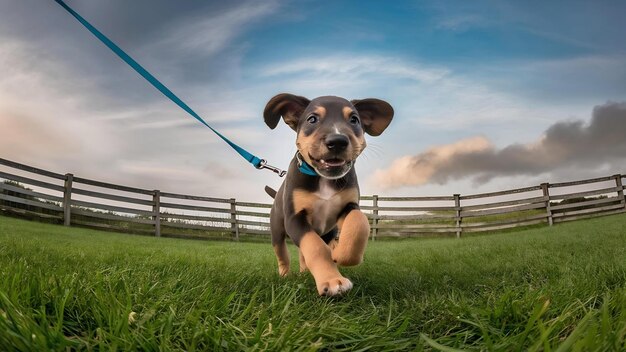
left=54, top=0, right=286, bottom=177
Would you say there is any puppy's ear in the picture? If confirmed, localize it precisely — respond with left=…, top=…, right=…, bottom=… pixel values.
left=351, top=99, right=394, bottom=136
left=264, top=93, right=310, bottom=131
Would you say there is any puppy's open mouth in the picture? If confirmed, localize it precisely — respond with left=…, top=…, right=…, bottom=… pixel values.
left=309, top=154, right=351, bottom=168
left=308, top=154, right=354, bottom=179
left=317, top=158, right=346, bottom=168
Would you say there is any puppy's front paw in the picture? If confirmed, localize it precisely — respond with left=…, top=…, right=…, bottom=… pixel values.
left=317, top=276, right=353, bottom=296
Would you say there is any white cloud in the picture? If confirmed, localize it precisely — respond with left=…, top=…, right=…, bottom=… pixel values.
left=0, top=40, right=124, bottom=165
left=261, top=55, right=450, bottom=84
left=149, top=1, right=279, bottom=57
left=371, top=136, right=492, bottom=189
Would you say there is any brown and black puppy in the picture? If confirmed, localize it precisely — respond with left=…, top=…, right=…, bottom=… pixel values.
left=263, top=93, right=393, bottom=296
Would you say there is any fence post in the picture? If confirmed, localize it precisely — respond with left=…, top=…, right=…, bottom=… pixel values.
left=63, top=173, right=73, bottom=226
left=541, top=183, right=553, bottom=226
left=454, top=194, right=461, bottom=238
left=153, top=190, right=161, bottom=237
left=613, top=174, right=625, bottom=210
left=371, top=195, right=379, bottom=241
left=230, top=198, right=239, bottom=241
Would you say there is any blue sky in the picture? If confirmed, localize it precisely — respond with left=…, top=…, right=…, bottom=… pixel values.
left=1, top=0, right=625, bottom=201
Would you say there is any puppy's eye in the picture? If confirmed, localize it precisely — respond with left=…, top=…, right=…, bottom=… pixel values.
left=307, top=115, right=319, bottom=124
left=349, top=115, right=360, bottom=125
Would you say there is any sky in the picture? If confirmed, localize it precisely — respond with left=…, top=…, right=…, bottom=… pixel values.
left=1, top=0, right=625, bottom=202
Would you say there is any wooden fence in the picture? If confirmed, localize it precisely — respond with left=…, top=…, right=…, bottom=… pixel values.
left=1, top=157, right=624, bottom=240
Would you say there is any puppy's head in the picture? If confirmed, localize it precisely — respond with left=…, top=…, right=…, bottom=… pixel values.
left=264, top=94, right=394, bottom=179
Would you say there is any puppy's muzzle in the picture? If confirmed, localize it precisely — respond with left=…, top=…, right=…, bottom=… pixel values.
left=308, top=133, right=355, bottom=179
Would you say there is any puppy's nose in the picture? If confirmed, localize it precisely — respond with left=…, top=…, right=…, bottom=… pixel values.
left=325, top=134, right=349, bottom=151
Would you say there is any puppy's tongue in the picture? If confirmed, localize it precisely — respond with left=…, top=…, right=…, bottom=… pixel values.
left=320, top=158, right=346, bottom=167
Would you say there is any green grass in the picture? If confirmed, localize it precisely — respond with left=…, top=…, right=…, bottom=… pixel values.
left=1, top=214, right=625, bottom=351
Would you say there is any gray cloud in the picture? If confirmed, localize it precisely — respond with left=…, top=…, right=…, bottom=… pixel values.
left=0, top=0, right=279, bottom=111
left=373, top=101, right=626, bottom=189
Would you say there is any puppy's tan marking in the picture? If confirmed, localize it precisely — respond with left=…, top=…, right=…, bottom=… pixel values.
left=292, top=189, right=315, bottom=224
left=296, top=132, right=321, bottom=165
left=292, top=189, right=315, bottom=213
left=300, top=232, right=352, bottom=295
left=313, top=106, right=326, bottom=118
left=333, top=210, right=370, bottom=266
left=342, top=106, right=354, bottom=119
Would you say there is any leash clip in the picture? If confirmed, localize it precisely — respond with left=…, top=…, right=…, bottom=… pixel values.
left=256, top=159, right=287, bottom=177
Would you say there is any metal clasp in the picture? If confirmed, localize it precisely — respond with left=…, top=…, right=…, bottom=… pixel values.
left=256, top=159, right=287, bottom=177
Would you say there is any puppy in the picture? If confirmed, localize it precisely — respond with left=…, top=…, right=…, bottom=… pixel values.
left=263, top=94, right=393, bottom=296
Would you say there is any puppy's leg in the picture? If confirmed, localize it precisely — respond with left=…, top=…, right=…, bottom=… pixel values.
left=272, top=232, right=290, bottom=277
left=332, top=208, right=370, bottom=266
left=300, top=232, right=353, bottom=295
left=298, top=248, right=308, bottom=273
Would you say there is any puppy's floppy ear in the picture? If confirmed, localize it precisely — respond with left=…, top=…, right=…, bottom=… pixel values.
left=351, top=99, right=394, bottom=136
left=264, top=93, right=310, bottom=131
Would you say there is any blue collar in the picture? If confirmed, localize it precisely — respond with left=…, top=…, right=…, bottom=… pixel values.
left=296, top=153, right=318, bottom=176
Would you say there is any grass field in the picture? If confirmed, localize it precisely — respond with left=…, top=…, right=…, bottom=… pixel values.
left=0, top=214, right=625, bottom=351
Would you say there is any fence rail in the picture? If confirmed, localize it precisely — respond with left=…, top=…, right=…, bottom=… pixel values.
left=1, top=158, right=624, bottom=241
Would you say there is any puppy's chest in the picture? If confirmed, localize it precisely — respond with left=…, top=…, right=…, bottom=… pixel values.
left=292, top=184, right=358, bottom=234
